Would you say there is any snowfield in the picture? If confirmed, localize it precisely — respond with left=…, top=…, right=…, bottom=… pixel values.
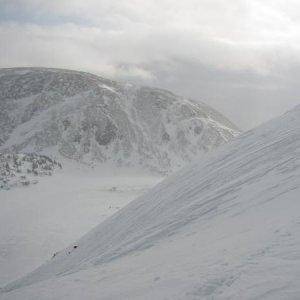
left=1, top=105, right=299, bottom=299
left=0, top=163, right=161, bottom=286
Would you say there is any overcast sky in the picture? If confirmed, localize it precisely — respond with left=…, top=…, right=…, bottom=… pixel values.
left=1, top=0, right=300, bottom=129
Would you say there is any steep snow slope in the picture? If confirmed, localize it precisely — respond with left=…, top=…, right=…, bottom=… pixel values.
left=2, top=106, right=299, bottom=299
left=0, top=68, right=238, bottom=174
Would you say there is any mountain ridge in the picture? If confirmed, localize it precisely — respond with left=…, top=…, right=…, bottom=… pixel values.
left=0, top=67, right=239, bottom=174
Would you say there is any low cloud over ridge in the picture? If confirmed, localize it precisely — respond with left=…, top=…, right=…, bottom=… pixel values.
left=1, top=0, right=300, bottom=129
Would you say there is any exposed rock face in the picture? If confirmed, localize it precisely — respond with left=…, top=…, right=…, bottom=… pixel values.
left=0, top=153, right=62, bottom=190
left=0, top=68, right=239, bottom=173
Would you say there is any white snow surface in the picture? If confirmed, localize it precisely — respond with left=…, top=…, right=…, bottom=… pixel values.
left=0, top=67, right=239, bottom=174
left=1, top=106, right=299, bottom=299
left=0, top=163, right=161, bottom=285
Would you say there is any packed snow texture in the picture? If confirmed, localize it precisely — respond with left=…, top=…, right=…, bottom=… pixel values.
left=2, top=106, right=299, bottom=299
left=0, top=153, right=62, bottom=190
left=0, top=68, right=239, bottom=174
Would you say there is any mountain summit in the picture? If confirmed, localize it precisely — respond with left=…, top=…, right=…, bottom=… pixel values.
left=0, top=68, right=239, bottom=173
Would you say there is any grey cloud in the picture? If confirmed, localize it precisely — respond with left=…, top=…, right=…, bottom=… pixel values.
left=0, top=0, right=300, bottom=129
left=122, top=57, right=299, bottom=129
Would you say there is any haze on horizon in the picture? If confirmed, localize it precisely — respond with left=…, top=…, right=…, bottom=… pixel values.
left=1, top=0, right=300, bottom=129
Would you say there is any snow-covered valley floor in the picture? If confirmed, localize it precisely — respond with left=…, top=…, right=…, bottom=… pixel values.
left=0, top=166, right=161, bottom=285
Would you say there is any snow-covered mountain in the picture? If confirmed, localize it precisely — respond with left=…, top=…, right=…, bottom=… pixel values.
left=0, top=68, right=238, bottom=174
left=2, top=105, right=299, bottom=299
